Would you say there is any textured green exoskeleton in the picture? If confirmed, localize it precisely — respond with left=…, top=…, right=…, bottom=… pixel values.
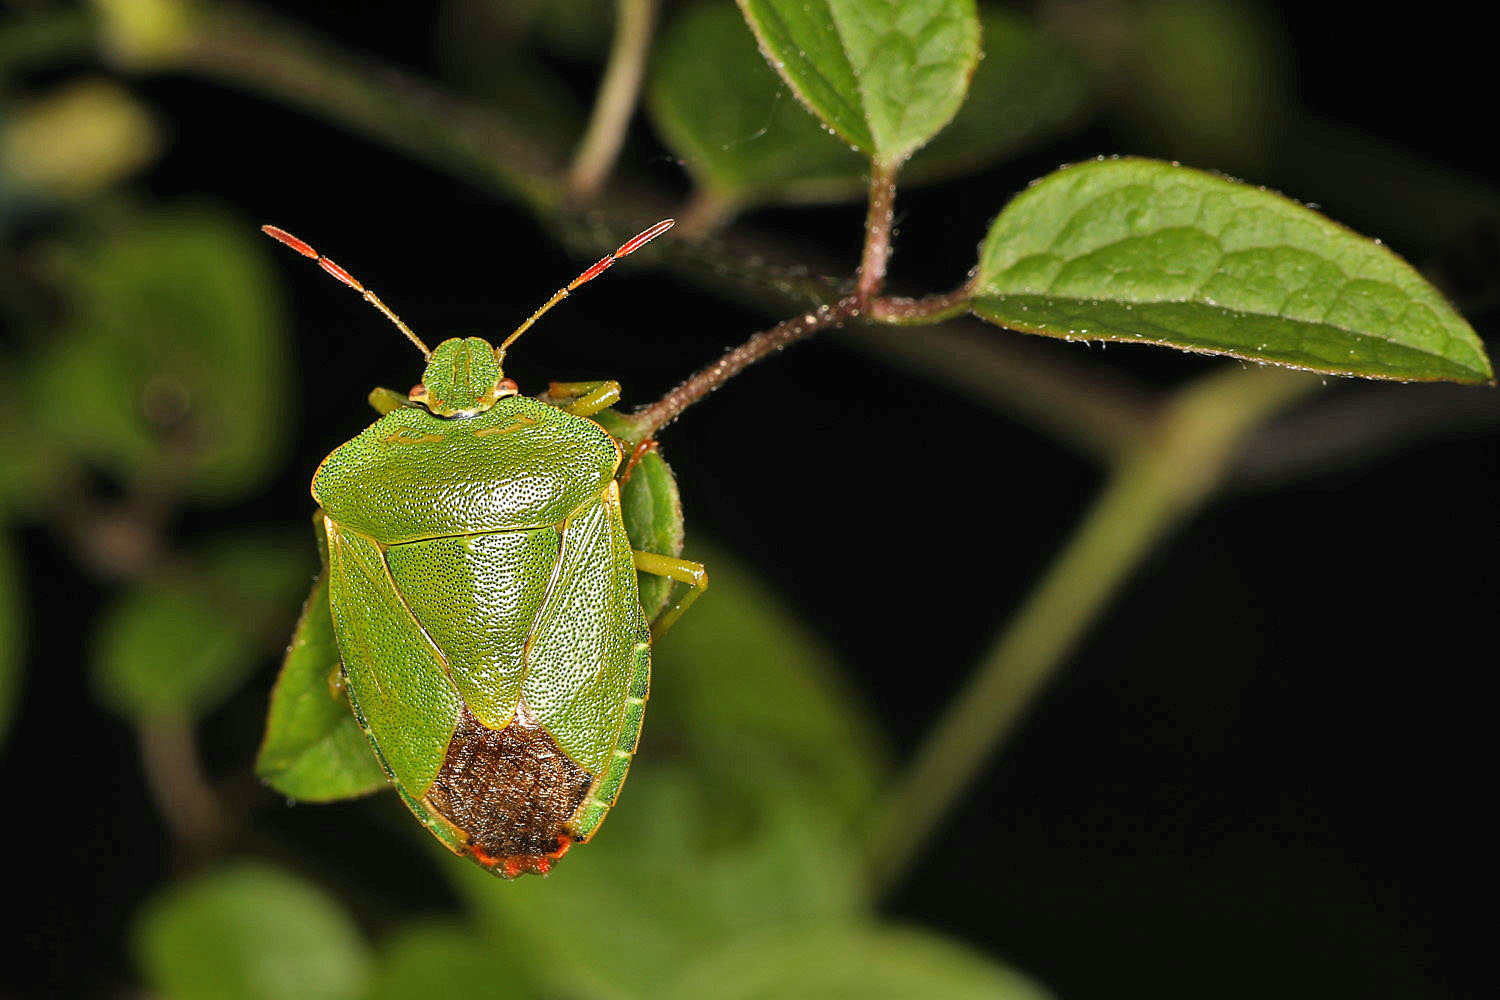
left=256, top=224, right=706, bottom=877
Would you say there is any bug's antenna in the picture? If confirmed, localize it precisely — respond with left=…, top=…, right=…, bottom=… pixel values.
left=261, top=225, right=432, bottom=358
left=498, top=219, right=674, bottom=359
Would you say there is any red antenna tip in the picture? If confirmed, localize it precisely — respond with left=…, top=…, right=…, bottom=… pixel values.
left=261, top=224, right=317, bottom=259
left=616, top=218, right=674, bottom=258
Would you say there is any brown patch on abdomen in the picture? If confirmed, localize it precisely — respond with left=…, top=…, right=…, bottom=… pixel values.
left=423, top=703, right=594, bottom=875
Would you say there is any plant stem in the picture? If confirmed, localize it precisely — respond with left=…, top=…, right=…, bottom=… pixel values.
left=144, top=3, right=1152, bottom=462
left=628, top=296, right=861, bottom=440
left=567, top=0, right=658, bottom=203
left=862, top=364, right=1321, bottom=894
left=856, top=161, right=900, bottom=304
left=138, top=713, right=228, bottom=856
left=180, top=4, right=563, bottom=211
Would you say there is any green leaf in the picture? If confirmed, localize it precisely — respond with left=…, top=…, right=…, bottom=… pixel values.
left=455, top=758, right=868, bottom=1000
left=971, top=158, right=1493, bottom=384
left=450, top=542, right=885, bottom=999
left=651, top=5, right=1085, bottom=208
left=372, top=919, right=543, bottom=1000
left=664, top=923, right=1054, bottom=1000
left=93, top=533, right=310, bottom=721
left=651, top=543, right=884, bottom=820
left=0, top=532, right=22, bottom=748
left=907, top=7, right=1091, bottom=185
left=32, top=206, right=292, bottom=501
left=649, top=3, right=863, bottom=205
left=134, top=861, right=372, bottom=1000
left=256, top=568, right=388, bottom=802
left=1112, top=0, right=1285, bottom=172
left=0, top=78, right=161, bottom=201
left=594, top=408, right=688, bottom=621
left=737, top=0, right=981, bottom=166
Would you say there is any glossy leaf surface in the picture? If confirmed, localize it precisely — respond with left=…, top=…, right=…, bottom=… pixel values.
left=972, top=158, right=1493, bottom=383
left=737, top=0, right=980, bottom=165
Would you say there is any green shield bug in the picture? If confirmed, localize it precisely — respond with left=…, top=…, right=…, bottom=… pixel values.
left=260, top=221, right=707, bottom=877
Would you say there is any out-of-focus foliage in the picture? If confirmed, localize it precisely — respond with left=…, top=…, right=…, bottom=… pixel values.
left=92, top=534, right=310, bottom=722
left=371, top=920, right=536, bottom=1000
left=134, top=862, right=373, bottom=1000
left=650, top=4, right=1089, bottom=209
left=256, top=561, right=390, bottom=802
left=660, top=923, right=1054, bottom=1000
left=31, top=207, right=292, bottom=501
left=1046, top=0, right=1287, bottom=173
left=0, top=79, right=159, bottom=203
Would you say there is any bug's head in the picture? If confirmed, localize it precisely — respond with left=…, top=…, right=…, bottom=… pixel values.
left=260, top=220, right=674, bottom=417
left=408, top=337, right=518, bottom=417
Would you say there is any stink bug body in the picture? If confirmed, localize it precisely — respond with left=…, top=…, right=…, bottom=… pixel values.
left=260, top=222, right=707, bottom=877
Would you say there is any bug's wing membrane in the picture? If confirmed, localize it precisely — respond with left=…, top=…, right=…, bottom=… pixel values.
left=256, top=559, right=390, bottom=802
left=524, top=484, right=651, bottom=777
left=385, top=528, right=559, bottom=730
left=325, top=519, right=462, bottom=796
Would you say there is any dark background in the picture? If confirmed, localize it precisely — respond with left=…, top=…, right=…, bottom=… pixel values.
left=4, top=2, right=1495, bottom=997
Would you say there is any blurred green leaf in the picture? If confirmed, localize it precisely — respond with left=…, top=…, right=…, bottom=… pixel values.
left=454, top=758, right=868, bottom=999
left=972, top=158, right=1494, bottom=384
left=134, top=861, right=372, bottom=1000
left=664, top=923, right=1054, bottom=1000
left=652, top=6, right=1087, bottom=210
left=32, top=206, right=292, bottom=501
left=436, top=0, right=586, bottom=151
left=93, top=533, right=310, bottom=722
left=0, top=531, right=21, bottom=748
left=1113, top=0, right=1286, bottom=172
left=257, top=567, right=389, bottom=802
left=906, top=7, right=1090, bottom=185
left=0, top=78, right=160, bottom=201
left=651, top=543, right=884, bottom=820
left=92, top=0, right=197, bottom=70
left=449, top=542, right=884, bottom=998
left=736, top=0, right=981, bottom=166
left=373, top=919, right=541, bottom=1000
left=0, top=362, right=69, bottom=516
left=649, top=2, right=863, bottom=206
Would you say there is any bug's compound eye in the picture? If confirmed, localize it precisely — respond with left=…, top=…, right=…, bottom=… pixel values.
left=408, top=384, right=428, bottom=402
left=495, top=378, right=520, bottom=399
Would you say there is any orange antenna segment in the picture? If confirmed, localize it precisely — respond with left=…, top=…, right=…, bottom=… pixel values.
left=261, top=225, right=432, bottom=358
left=499, top=219, right=674, bottom=358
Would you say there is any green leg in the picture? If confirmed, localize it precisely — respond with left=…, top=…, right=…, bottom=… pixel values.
left=543, top=380, right=622, bottom=417
left=368, top=387, right=408, bottom=415
left=632, top=551, right=708, bottom=637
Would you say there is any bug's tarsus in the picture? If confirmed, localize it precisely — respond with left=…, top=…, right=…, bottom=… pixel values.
left=261, top=224, right=432, bottom=358
left=498, top=219, right=674, bottom=360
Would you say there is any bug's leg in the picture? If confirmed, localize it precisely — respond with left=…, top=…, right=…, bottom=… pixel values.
left=632, top=551, right=708, bottom=636
left=367, top=387, right=409, bottom=415
left=543, top=380, right=622, bottom=417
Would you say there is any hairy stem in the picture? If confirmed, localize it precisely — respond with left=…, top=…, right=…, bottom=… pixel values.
left=627, top=297, right=861, bottom=441
left=144, top=2, right=1151, bottom=461
left=863, top=365, right=1321, bottom=893
left=856, top=161, right=900, bottom=305
left=568, top=0, right=658, bottom=202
